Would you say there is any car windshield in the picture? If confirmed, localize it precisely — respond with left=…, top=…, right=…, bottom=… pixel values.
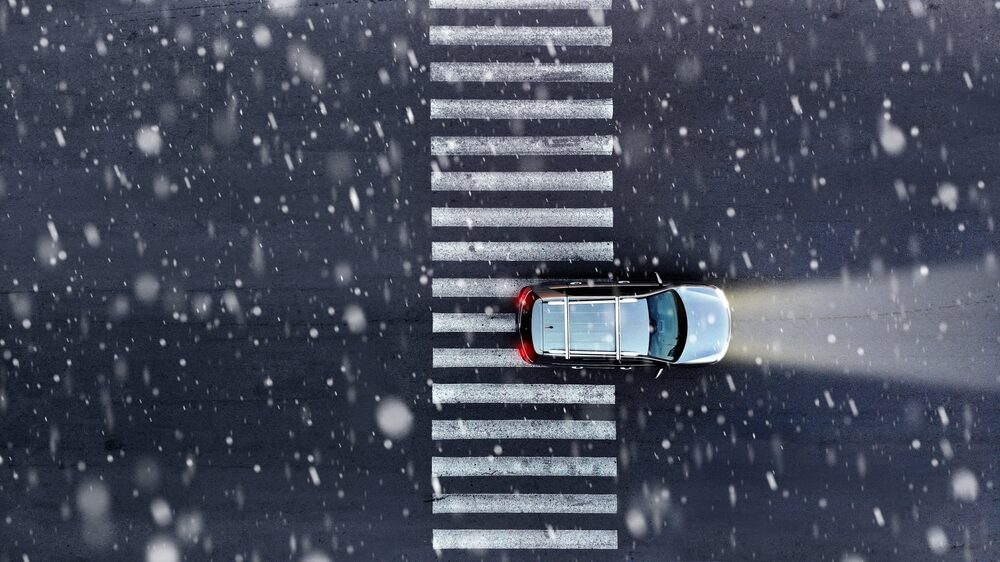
left=647, top=290, right=685, bottom=361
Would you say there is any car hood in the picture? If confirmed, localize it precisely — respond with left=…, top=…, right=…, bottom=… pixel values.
left=674, top=286, right=732, bottom=364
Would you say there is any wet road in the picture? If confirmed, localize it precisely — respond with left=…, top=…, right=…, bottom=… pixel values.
left=0, top=0, right=998, bottom=560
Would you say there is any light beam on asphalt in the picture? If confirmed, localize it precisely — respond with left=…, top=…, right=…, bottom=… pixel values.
left=727, top=260, right=1000, bottom=389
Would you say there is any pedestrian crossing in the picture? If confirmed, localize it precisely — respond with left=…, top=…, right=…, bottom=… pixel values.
left=428, top=0, right=618, bottom=551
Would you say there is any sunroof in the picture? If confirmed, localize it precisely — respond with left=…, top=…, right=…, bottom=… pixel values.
left=567, top=301, right=615, bottom=352
left=533, top=296, right=650, bottom=359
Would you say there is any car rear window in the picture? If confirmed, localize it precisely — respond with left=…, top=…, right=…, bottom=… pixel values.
left=532, top=300, right=566, bottom=355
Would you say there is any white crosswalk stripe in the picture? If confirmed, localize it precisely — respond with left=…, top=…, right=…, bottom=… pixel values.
left=432, top=419, right=616, bottom=440
left=431, top=170, right=613, bottom=192
left=430, top=25, right=612, bottom=46
left=432, top=313, right=515, bottom=333
left=432, top=493, right=617, bottom=514
left=433, top=383, right=615, bottom=404
left=432, top=207, right=612, bottom=228
left=431, top=62, right=613, bottom=83
left=432, top=241, right=614, bottom=261
left=431, top=135, right=614, bottom=156
left=432, top=347, right=530, bottom=368
left=433, top=529, right=618, bottom=550
left=432, top=277, right=542, bottom=298
left=431, top=99, right=613, bottom=120
left=432, top=456, right=618, bottom=477
left=430, top=0, right=612, bottom=9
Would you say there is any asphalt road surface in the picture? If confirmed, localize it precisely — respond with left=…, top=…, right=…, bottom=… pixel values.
left=0, top=0, right=998, bottom=560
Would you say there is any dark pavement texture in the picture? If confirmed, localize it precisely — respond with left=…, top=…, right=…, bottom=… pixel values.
left=0, top=0, right=998, bottom=560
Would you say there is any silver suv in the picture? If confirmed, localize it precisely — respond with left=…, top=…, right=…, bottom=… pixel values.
left=516, top=280, right=732, bottom=368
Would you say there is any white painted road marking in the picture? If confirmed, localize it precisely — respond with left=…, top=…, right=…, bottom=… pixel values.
left=432, top=529, right=618, bottom=550
left=431, top=170, right=613, bottom=192
left=432, top=347, right=529, bottom=368
left=431, top=99, right=613, bottom=120
left=432, top=207, right=613, bottom=228
left=433, top=383, right=615, bottom=404
left=432, top=456, right=618, bottom=477
left=430, top=26, right=612, bottom=46
left=431, top=0, right=612, bottom=8
left=431, top=135, right=614, bottom=156
left=431, top=62, right=613, bottom=83
left=432, top=419, right=616, bottom=440
left=432, top=313, right=516, bottom=333
left=432, top=493, right=617, bottom=514
left=428, top=3, right=618, bottom=549
left=432, top=277, right=539, bottom=298
left=432, top=241, right=614, bottom=261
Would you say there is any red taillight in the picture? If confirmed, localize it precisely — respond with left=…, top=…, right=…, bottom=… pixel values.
left=516, top=288, right=530, bottom=309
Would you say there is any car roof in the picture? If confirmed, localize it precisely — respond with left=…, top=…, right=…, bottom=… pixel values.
left=534, top=293, right=657, bottom=360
